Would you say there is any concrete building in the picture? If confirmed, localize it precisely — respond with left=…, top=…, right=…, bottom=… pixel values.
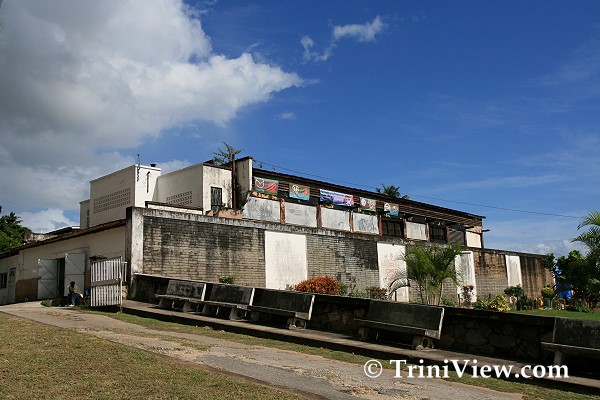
left=0, top=157, right=552, bottom=305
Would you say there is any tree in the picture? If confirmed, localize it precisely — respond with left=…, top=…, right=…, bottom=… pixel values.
left=545, top=250, right=600, bottom=304
left=212, top=142, right=242, bottom=166
left=0, top=209, right=31, bottom=253
left=403, top=243, right=462, bottom=305
left=376, top=184, right=409, bottom=199
left=573, top=211, right=600, bottom=263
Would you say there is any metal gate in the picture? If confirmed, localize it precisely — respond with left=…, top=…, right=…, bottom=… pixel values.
left=38, top=259, right=58, bottom=299
left=90, top=257, right=123, bottom=307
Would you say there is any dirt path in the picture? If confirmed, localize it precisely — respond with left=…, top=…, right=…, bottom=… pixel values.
left=1, top=302, right=521, bottom=400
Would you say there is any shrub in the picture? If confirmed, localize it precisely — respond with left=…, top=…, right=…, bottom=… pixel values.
left=504, top=285, right=525, bottom=298
left=365, top=286, right=388, bottom=300
left=442, top=297, right=458, bottom=307
left=294, top=276, right=340, bottom=295
left=474, top=295, right=511, bottom=312
left=338, top=281, right=349, bottom=296
left=541, top=286, right=555, bottom=299
left=218, top=275, right=235, bottom=284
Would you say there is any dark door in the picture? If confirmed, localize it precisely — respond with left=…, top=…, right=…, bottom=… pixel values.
left=211, top=186, right=222, bottom=214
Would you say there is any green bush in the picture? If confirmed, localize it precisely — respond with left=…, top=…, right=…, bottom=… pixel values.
left=541, top=286, right=555, bottom=299
left=504, top=285, right=525, bottom=298
left=218, top=275, right=235, bottom=284
left=474, top=295, right=511, bottom=312
left=338, top=281, right=349, bottom=296
left=365, top=286, right=388, bottom=300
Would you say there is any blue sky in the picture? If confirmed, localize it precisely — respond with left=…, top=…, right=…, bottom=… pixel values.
left=0, top=1, right=598, bottom=256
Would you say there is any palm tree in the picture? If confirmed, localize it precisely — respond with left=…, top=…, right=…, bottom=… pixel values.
left=573, top=211, right=600, bottom=261
left=403, top=243, right=462, bottom=305
left=376, top=184, right=409, bottom=199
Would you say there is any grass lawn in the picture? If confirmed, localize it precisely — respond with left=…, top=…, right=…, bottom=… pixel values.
left=0, top=313, right=301, bottom=400
left=512, top=309, right=600, bottom=321
left=89, top=309, right=600, bottom=400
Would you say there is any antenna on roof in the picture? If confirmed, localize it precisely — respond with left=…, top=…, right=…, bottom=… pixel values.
left=137, top=154, right=141, bottom=181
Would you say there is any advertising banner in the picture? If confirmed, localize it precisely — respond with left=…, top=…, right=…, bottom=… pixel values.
left=319, top=189, right=354, bottom=206
left=254, top=177, right=279, bottom=195
left=289, top=184, right=310, bottom=200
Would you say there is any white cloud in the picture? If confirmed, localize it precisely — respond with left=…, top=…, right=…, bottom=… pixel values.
left=484, top=216, right=585, bottom=257
left=302, top=16, right=384, bottom=62
left=0, top=0, right=302, bottom=213
left=20, top=209, right=79, bottom=233
left=155, top=159, right=193, bottom=174
left=277, top=112, right=297, bottom=120
left=301, top=35, right=333, bottom=62
left=333, top=16, right=384, bottom=43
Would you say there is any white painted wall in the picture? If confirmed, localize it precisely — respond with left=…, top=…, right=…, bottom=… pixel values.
left=89, top=165, right=160, bottom=226
left=79, top=200, right=90, bottom=229
left=377, top=243, right=409, bottom=302
left=202, top=165, right=233, bottom=212
left=455, top=251, right=477, bottom=302
left=264, top=231, right=307, bottom=290
left=353, top=213, right=379, bottom=235
left=505, top=255, right=523, bottom=287
left=466, top=231, right=482, bottom=248
left=0, top=226, right=125, bottom=302
left=285, top=202, right=317, bottom=227
left=242, top=197, right=280, bottom=223
left=155, top=163, right=203, bottom=208
left=0, top=255, right=19, bottom=305
left=321, top=207, right=350, bottom=231
left=406, top=221, right=427, bottom=240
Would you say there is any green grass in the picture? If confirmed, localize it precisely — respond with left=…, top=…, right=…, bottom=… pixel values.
left=0, top=313, right=301, bottom=400
left=84, top=309, right=600, bottom=400
left=512, top=309, right=600, bottom=321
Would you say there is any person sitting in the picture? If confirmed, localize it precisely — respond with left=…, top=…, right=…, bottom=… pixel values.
left=67, top=281, right=82, bottom=307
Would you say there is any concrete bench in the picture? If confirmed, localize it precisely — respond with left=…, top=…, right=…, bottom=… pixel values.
left=542, top=317, right=600, bottom=365
left=247, top=289, right=315, bottom=329
left=355, top=300, right=445, bottom=349
left=155, top=280, right=207, bottom=312
left=198, top=284, right=255, bottom=320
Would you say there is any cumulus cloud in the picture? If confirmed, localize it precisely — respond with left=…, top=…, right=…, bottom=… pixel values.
left=20, top=209, right=79, bottom=233
left=0, top=0, right=302, bottom=213
left=302, top=16, right=384, bottom=62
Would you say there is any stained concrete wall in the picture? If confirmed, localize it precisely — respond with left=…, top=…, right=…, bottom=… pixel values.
left=321, top=207, right=350, bottom=231
left=125, top=208, right=550, bottom=304
left=306, top=235, right=379, bottom=291
left=202, top=165, right=233, bottom=212
left=520, top=255, right=553, bottom=299
left=242, top=197, right=280, bottom=223
left=353, top=213, right=379, bottom=235
left=141, top=215, right=265, bottom=287
left=285, top=202, right=317, bottom=228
